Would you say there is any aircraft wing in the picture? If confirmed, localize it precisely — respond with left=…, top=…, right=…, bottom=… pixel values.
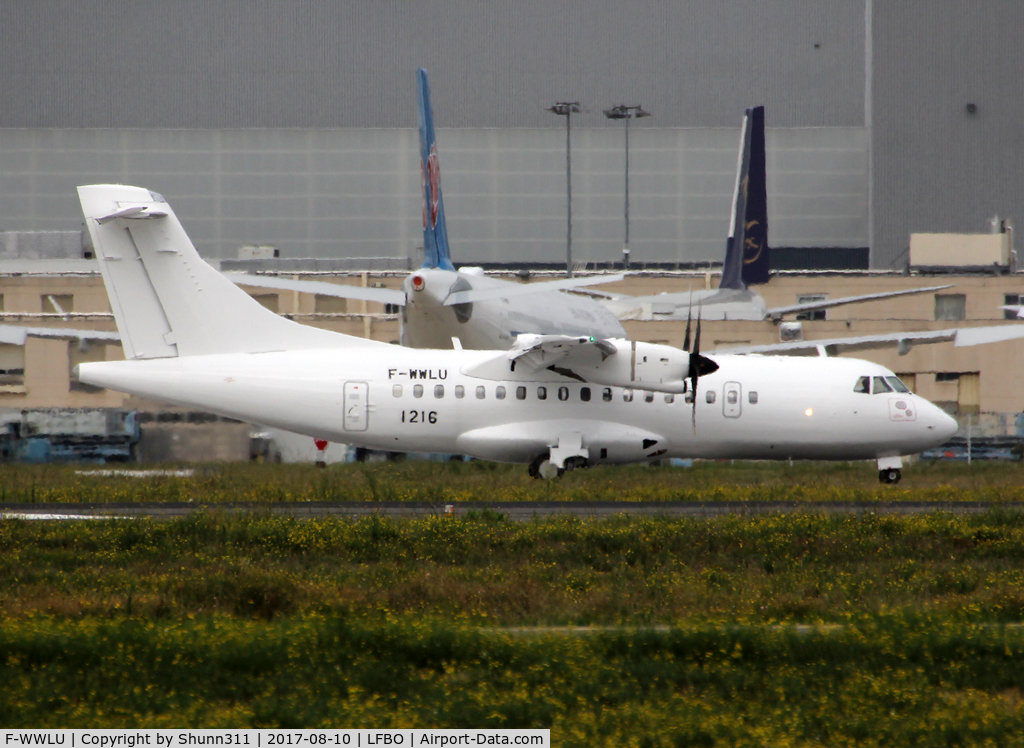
left=0, top=324, right=121, bottom=345
left=764, top=284, right=954, bottom=319
left=507, top=334, right=618, bottom=372
left=719, top=324, right=1024, bottom=356
left=223, top=273, right=406, bottom=306
left=443, top=274, right=625, bottom=306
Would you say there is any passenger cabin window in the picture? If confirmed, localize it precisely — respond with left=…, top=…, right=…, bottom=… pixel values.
left=434, top=385, right=444, bottom=398
left=393, top=385, right=403, bottom=398
left=748, top=391, right=758, bottom=404
left=537, top=386, right=547, bottom=400
left=706, top=390, right=716, bottom=404
left=476, top=386, right=486, bottom=399
left=727, top=390, right=738, bottom=404
left=603, top=388, right=612, bottom=402
left=455, top=385, right=465, bottom=399
left=623, top=389, right=634, bottom=402
left=644, top=391, right=654, bottom=403
left=495, top=386, right=506, bottom=400
left=664, top=394, right=675, bottom=404
left=558, top=386, right=569, bottom=401
left=516, top=386, right=526, bottom=400
left=413, top=384, right=424, bottom=398
left=885, top=376, right=910, bottom=393
left=872, top=376, right=893, bottom=394
left=854, top=376, right=870, bottom=394
left=581, top=387, right=591, bottom=402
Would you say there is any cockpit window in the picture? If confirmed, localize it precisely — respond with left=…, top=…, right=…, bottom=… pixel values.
left=872, top=376, right=893, bottom=394
left=854, top=376, right=870, bottom=394
left=886, top=376, right=911, bottom=393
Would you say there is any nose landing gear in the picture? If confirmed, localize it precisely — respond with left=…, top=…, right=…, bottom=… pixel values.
left=877, top=456, right=903, bottom=485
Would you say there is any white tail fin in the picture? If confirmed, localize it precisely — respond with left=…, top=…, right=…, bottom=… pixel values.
left=79, top=184, right=365, bottom=358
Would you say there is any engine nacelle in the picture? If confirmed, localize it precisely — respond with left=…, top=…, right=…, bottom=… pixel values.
left=580, top=340, right=691, bottom=394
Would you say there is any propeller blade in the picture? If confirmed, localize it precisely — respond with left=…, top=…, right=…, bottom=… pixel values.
left=683, top=298, right=692, bottom=352
left=691, top=306, right=702, bottom=429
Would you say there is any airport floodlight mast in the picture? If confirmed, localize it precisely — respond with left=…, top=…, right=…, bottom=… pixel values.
left=547, top=101, right=581, bottom=278
left=603, top=104, right=651, bottom=268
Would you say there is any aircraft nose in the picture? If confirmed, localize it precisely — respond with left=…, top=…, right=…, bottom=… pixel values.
left=922, top=399, right=958, bottom=443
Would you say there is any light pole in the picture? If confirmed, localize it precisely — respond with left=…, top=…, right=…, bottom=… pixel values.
left=603, top=104, right=651, bottom=268
left=547, top=101, right=581, bottom=277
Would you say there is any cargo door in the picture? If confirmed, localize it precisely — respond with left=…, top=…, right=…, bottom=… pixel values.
left=344, top=381, right=368, bottom=432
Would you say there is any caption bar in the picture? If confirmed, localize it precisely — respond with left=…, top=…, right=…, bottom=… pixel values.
left=2, top=732, right=549, bottom=748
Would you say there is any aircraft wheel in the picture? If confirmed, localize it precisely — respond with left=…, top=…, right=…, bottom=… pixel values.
left=537, top=460, right=563, bottom=480
left=528, top=454, right=546, bottom=479
left=879, top=468, right=901, bottom=484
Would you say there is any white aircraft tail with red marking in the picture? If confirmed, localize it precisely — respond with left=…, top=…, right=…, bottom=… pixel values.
left=79, top=185, right=371, bottom=359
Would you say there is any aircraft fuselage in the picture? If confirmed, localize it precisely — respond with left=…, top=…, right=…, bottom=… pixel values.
left=78, top=345, right=957, bottom=465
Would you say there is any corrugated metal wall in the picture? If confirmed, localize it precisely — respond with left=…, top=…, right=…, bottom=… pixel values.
left=871, top=1, right=1024, bottom=269
left=0, top=0, right=864, bottom=128
left=0, top=127, right=867, bottom=262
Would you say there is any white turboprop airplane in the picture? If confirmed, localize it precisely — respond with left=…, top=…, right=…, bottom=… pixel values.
left=76, top=183, right=964, bottom=483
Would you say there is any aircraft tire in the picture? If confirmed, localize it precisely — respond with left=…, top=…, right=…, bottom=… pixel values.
left=879, top=468, right=902, bottom=484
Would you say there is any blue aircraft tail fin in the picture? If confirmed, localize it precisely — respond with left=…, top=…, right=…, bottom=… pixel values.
left=417, top=68, right=455, bottom=270
left=719, top=106, right=769, bottom=289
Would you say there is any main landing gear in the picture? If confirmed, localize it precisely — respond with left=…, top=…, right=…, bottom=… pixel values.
left=877, top=455, right=903, bottom=484
left=879, top=468, right=902, bottom=484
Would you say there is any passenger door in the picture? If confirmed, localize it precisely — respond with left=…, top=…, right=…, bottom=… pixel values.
left=344, top=381, right=368, bottom=432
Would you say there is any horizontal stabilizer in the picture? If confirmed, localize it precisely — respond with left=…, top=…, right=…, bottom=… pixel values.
left=765, top=284, right=955, bottom=319
left=444, top=273, right=625, bottom=306
left=0, top=324, right=121, bottom=346
left=224, top=273, right=406, bottom=306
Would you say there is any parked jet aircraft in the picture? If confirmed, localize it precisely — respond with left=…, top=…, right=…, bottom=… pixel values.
left=230, top=68, right=627, bottom=350
left=76, top=183, right=967, bottom=483
left=229, top=89, right=949, bottom=346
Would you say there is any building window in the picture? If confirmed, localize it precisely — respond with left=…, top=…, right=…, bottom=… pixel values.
left=934, top=293, right=966, bottom=321
left=315, top=295, right=347, bottom=314
left=580, top=387, right=591, bottom=402
left=495, top=386, right=506, bottom=400
left=796, top=294, right=827, bottom=321
left=1005, top=294, right=1021, bottom=320
left=385, top=303, right=400, bottom=315
left=0, top=343, right=26, bottom=387
left=42, top=294, right=73, bottom=315
left=392, top=384, right=403, bottom=397
left=455, top=385, right=465, bottom=399
left=434, top=385, right=444, bottom=399
left=413, top=384, right=424, bottom=398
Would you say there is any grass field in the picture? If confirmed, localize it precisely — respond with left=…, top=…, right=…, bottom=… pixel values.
left=4, top=458, right=1024, bottom=504
left=3, top=461, right=1024, bottom=741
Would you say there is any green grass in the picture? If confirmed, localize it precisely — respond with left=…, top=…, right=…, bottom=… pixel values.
left=3, top=615, right=1024, bottom=743
left=5, top=462, right=1024, bottom=737
left=4, top=510, right=1024, bottom=624
left=3, top=459, right=1024, bottom=504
